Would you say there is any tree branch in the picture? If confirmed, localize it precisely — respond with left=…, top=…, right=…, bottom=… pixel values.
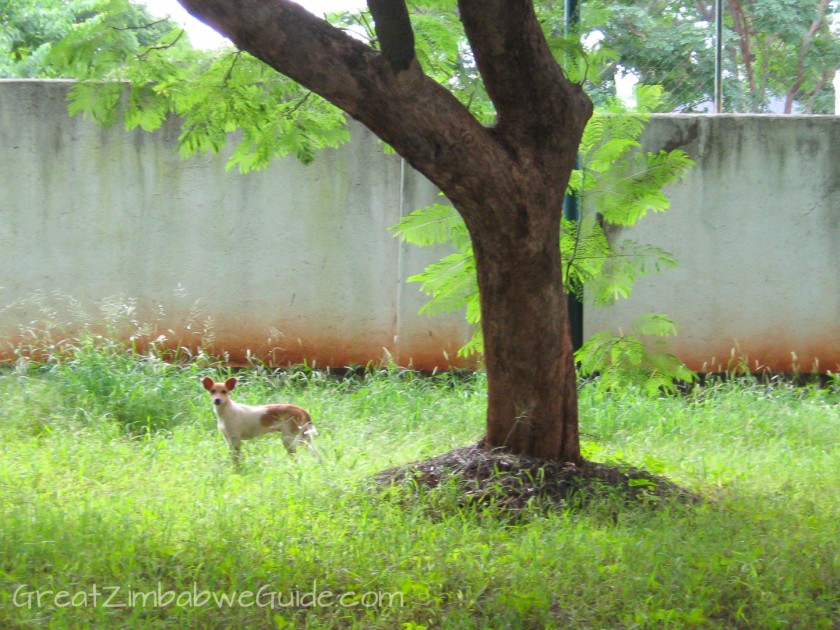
left=177, top=0, right=372, bottom=107
left=137, top=29, right=185, bottom=58
left=175, top=0, right=510, bottom=226
left=113, top=18, right=171, bottom=31
left=728, top=0, right=757, bottom=97
left=458, top=0, right=558, bottom=117
left=456, top=0, right=591, bottom=154
left=366, top=0, right=415, bottom=73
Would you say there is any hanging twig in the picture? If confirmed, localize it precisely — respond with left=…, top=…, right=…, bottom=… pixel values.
left=137, top=29, right=185, bottom=58
left=113, top=19, right=170, bottom=31
left=223, top=50, right=243, bottom=86
left=283, top=92, right=313, bottom=118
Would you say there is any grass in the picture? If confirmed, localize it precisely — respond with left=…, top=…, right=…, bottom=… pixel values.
left=1, top=335, right=839, bottom=628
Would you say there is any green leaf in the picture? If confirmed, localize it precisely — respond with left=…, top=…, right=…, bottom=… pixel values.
left=124, top=86, right=169, bottom=132
left=410, top=250, right=476, bottom=317
left=66, top=81, right=122, bottom=126
left=390, top=203, right=466, bottom=248
left=632, top=313, right=679, bottom=337
left=575, top=314, right=697, bottom=394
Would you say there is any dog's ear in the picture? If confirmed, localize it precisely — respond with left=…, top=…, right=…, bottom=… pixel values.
left=225, top=377, right=238, bottom=391
left=201, top=376, right=214, bottom=391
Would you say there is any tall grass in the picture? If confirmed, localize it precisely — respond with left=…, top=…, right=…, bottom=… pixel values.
left=1, top=318, right=839, bottom=628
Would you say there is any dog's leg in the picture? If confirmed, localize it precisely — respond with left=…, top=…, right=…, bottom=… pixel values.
left=280, top=433, right=299, bottom=456
left=229, top=436, right=242, bottom=466
left=281, top=429, right=321, bottom=461
left=303, top=439, right=322, bottom=461
left=285, top=427, right=321, bottom=461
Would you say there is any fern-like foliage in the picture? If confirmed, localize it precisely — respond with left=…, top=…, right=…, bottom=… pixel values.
left=576, top=314, right=696, bottom=395
left=54, top=0, right=502, bottom=171
left=393, top=203, right=471, bottom=250
left=392, top=85, right=697, bottom=391
left=52, top=1, right=349, bottom=172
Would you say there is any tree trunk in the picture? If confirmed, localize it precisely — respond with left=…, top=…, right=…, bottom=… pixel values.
left=177, top=0, right=592, bottom=462
left=473, top=211, right=581, bottom=462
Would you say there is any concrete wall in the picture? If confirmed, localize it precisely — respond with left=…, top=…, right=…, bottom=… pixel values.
left=1, top=81, right=838, bottom=372
left=0, top=80, right=471, bottom=369
left=585, top=114, right=840, bottom=372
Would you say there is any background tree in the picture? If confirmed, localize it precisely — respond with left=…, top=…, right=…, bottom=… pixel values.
left=580, top=0, right=838, bottom=113
left=0, top=0, right=173, bottom=77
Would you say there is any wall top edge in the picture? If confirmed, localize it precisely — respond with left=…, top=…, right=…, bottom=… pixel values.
left=0, top=78, right=78, bottom=83
left=0, top=81, right=836, bottom=121
left=650, top=113, right=838, bottom=120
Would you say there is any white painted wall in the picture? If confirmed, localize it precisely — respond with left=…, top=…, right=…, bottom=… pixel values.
left=1, top=81, right=838, bottom=371
left=585, top=114, right=840, bottom=372
left=0, top=80, right=470, bottom=369
left=834, top=70, right=839, bottom=115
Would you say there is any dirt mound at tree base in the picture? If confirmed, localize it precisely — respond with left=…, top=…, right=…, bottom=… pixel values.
left=376, top=442, right=701, bottom=514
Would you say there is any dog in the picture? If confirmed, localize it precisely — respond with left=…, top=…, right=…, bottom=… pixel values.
left=201, top=376, right=316, bottom=464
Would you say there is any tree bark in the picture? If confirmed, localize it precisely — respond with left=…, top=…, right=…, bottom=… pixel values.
left=728, top=0, right=757, bottom=102
left=177, top=0, right=591, bottom=462
left=473, top=213, right=582, bottom=462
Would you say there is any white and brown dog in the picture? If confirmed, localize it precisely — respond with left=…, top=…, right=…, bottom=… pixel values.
left=201, top=376, right=316, bottom=464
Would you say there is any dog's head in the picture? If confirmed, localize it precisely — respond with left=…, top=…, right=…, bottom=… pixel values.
left=201, top=376, right=238, bottom=406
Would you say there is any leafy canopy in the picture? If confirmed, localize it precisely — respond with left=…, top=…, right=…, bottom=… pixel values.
left=0, top=0, right=172, bottom=78
left=18, top=0, right=350, bottom=168
left=579, top=0, right=839, bottom=113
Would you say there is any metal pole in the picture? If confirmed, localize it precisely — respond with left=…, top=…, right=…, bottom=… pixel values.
left=564, top=0, right=584, bottom=353
left=714, top=0, right=723, bottom=113
left=563, top=162, right=584, bottom=354
left=565, top=0, right=579, bottom=34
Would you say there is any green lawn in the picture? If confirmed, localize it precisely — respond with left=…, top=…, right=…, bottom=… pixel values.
left=1, top=350, right=839, bottom=628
